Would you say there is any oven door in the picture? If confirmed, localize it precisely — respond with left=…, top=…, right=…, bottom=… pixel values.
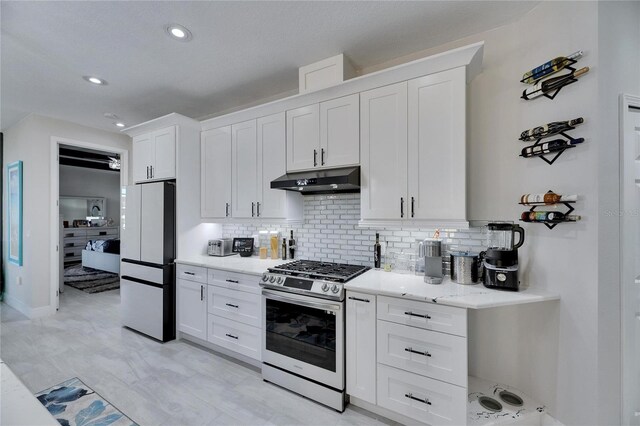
left=262, top=289, right=344, bottom=390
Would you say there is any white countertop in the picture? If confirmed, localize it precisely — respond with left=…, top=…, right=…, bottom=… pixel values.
left=175, top=254, right=283, bottom=276
left=345, top=269, right=560, bottom=309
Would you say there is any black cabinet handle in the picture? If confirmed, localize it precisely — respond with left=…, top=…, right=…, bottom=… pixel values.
left=225, top=202, right=229, bottom=217
left=200, top=285, right=204, bottom=301
left=313, top=149, right=318, bottom=167
left=226, top=279, right=239, bottom=284
left=225, top=333, right=238, bottom=340
left=405, top=393, right=431, bottom=405
left=251, top=202, right=255, bottom=217
left=400, top=197, right=404, bottom=218
left=146, top=166, right=149, bottom=179
left=225, top=303, right=239, bottom=309
left=411, top=197, right=415, bottom=218
left=404, top=311, right=431, bottom=319
left=405, top=347, right=431, bottom=357
left=256, top=202, right=260, bottom=217
left=321, top=148, right=325, bottom=165
left=348, top=296, right=370, bottom=303
left=151, top=165, right=154, bottom=179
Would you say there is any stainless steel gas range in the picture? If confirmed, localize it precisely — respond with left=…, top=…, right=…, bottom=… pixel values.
left=260, top=260, right=370, bottom=412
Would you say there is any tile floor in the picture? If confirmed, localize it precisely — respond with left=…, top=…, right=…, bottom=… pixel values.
left=0, top=287, right=395, bottom=426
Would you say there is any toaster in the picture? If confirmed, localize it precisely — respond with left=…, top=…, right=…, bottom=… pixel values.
left=207, top=238, right=235, bottom=256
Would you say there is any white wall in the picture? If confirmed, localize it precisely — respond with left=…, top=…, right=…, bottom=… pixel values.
left=2, top=114, right=131, bottom=316
left=59, top=165, right=121, bottom=225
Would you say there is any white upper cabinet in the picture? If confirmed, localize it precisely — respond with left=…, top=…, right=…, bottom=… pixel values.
left=232, top=120, right=258, bottom=218
left=132, top=125, right=176, bottom=183
left=257, top=112, right=289, bottom=219
left=408, top=67, right=466, bottom=222
left=286, top=104, right=319, bottom=172
left=287, top=94, right=360, bottom=172
left=361, top=67, right=468, bottom=226
left=320, top=94, right=360, bottom=168
left=360, top=82, right=408, bottom=221
left=201, top=126, right=232, bottom=219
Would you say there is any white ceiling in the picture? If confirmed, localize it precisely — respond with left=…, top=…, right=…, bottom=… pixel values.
left=1, top=1, right=538, bottom=132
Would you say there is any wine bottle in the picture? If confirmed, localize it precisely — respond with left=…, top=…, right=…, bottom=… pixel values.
left=288, top=230, right=296, bottom=259
left=374, top=233, right=381, bottom=269
left=521, top=67, right=589, bottom=100
left=282, top=238, right=287, bottom=260
left=519, top=118, right=584, bottom=141
left=520, top=211, right=581, bottom=222
left=520, top=138, right=584, bottom=157
left=520, top=193, right=578, bottom=205
left=521, top=50, right=583, bottom=84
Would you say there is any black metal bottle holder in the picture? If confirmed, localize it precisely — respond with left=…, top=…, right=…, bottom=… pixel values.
left=519, top=129, right=582, bottom=165
left=519, top=191, right=577, bottom=230
left=520, top=58, right=578, bottom=100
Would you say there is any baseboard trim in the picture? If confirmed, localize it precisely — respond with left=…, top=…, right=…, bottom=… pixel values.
left=3, top=294, right=55, bottom=319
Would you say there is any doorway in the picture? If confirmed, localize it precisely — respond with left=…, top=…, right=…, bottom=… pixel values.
left=50, top=137, right=128, bottom=311
left=620, top=94, right=640, bottom=425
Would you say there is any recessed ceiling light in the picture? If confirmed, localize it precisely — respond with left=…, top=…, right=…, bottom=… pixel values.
left=115, top=122, right=125, bottom=128
left=166, top=24, right=192, bottom=42
left=83, top=76, right=107, bottom=85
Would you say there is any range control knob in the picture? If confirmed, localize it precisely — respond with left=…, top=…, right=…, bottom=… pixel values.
left=276, top=277, right=284, bottom=284
left=331, top=284, right=339, bottom=294
left=262, top=274, right=268, bottom=282
left=269, top=276, right=276, bottom=283
left=321, top=283, right=330, bottom=292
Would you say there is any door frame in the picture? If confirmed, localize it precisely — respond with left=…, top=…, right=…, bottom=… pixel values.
left=50, top=137, right=129, bottom=312
left=619, top=93, right=640, bottom=423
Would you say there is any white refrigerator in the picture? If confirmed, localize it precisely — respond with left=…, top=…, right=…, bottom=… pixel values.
left=120, top=181, right=176, bottom=342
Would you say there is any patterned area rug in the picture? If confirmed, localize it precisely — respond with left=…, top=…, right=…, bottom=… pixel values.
left=36, top=377, right=137, bottom=426
left=64, top=264, right=120, bottom=294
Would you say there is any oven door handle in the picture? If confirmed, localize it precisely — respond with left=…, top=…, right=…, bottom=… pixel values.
left=262, top=289, right=342, bottom=312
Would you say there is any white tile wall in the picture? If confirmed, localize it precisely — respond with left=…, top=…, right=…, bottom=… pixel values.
left=222, top=193, right=487, bottom=267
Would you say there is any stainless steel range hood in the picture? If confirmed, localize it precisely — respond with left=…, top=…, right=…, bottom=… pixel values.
left=270, top=166, right=360, bottom=195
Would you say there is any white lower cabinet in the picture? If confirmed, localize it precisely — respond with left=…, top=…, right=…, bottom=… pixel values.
left=346, top=292, right=468, bottom=425
left=377, top=364, right=466, bottom=426
left=176, top=278, right=207, bottom=340
left=346, top=291, right=377, bottom=404
left=207, top=314, right=261, bottom=361
left=207, top=284, right=261, bottom=328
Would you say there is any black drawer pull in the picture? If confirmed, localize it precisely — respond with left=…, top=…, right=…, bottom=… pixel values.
left=404, top=311, right=431, bottom=319
left=225, top=333, right=238, bottom=340
left=225, top=303, right=239, bottom=309
left=405, top=393, right=431, bottom=405
left=405, top=347, right=431, bottom=357
left=99, top=231, right=107, bottom=236
left=226, top=279, right=239, bottom=284
left=348, top=296, right=370, bottom=303
left=184, top=272, right=195, bottom=276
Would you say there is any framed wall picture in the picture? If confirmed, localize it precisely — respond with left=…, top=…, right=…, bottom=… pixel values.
left=7, top=161, right=23, bottom=266
left=87, top=198, right=105, bottom=219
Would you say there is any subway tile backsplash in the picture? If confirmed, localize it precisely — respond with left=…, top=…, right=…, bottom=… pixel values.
left=222, top=193, right=487, bottom=267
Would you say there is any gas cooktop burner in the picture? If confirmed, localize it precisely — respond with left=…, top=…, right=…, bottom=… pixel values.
left=269, top=260, right=370, bottom=282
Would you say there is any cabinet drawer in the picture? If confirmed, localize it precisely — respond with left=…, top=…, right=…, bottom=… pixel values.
left=377, top=364, right=466, bottom=426
left=176, top=264, right=207, bottom=283
left=208, top=269, right=260, bottom=295
left=207, top=314, right=261, bottom=361
left=62, top=229, right=87, bottom=238
left=86, top=228, right=118, bottom=237
left=377, top=320, right=467, bottom=386
left=208, top=285, right=261, bottom=327
left=63, top=237, right=87, bottom=248
left=64, top=247, right=84, bottom=257
left=377, top=296, right=467, bottom=337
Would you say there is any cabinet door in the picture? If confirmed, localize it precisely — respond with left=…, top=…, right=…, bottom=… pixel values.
left=121, top=185, right=141, bottom=261
left=201, top=127, right=232, bottom=218
left=346, top=291, right=377, bottom=404
left=286, top=104, right=319, bottom=171
left=320, top=94, right=359, bottom=168
left=257, top=112, right=287, bottom=218
left=360, top=82, right=408, bottom=220
left=231, top=120, right=258, bottom=218
left=140, top=183, right=165, bottom=264
left=152, top=126, right=176, bottom=180
left=132, top=133, right=155, bottom=183
left=408, top=67, right=466, bottom=221
left=177, top=279, right=207, bottom=340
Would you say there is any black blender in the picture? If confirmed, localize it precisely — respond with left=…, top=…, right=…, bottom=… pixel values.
left=483, top=223, right=525, bottom=291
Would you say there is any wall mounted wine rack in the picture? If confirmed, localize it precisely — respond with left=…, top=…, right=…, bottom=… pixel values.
left=520, top=59, right=579, bottom=101
left=519, top=118, right=585, bottom=165
left=519, top=190, right=579, bottom=230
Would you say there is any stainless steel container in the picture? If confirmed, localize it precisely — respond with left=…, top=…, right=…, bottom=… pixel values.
left=450, top=252, right=481, bottom=285
left=424, top=240, right=443, bottom=284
